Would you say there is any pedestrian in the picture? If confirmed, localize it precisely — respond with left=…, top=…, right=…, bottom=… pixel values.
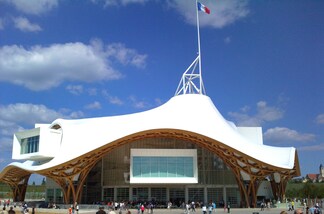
left=226, top=203, right=230, bottom=213
left=202, top=204, right=207, bottom=214
left=75, top=203, right=79, bottom=214
left=291, top=201, right=295, bottom=211
left=167, top=202, right=172, bottom=210
left=140, top=204, right=144, bottom=214
left=212, top=202, right=216, bottom=213
left=287, top=203, right=291, bottom=211
left=149, top=203, right=153, bottom=214
left=8, top=206, right=15, bottom=214
left=96, top=206, right=107, bottom=214
left=191, top=201, right=196, bottom=212
left=208, top=203, right=213, bottom=214
left=185, top=203, right=190, bottom=214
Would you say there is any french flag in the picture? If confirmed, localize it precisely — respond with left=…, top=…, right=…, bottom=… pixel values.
left=197, top=2, right=210, bottom=14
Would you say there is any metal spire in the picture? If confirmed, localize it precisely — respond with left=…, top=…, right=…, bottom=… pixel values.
left=175, top=0, right=207, bottom=96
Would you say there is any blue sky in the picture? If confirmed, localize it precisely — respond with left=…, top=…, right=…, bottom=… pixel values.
left=0, top=0, right=323, bottom=181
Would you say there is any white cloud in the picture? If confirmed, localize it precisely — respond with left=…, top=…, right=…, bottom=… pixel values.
left=228, top=101, right=284, bottom=126
left=264, top=127, right=316, bottom=143
left=169, top=0, right=249, bottom=29
left=87, top=88, right=98, bottom=96
left=6, top=0, right=58, bottom=15
left=154, top=98, right=163, bottom=106
left=0, top=119, right=24, bottom=137
left=68, top=111, right=84, bottom=119
left=102, top=90, right=124, bottom=105
left=224, top=36, right=231, bottom=44
left=298, top=143, right=324, bottom=151
left=0, top=103, right=62, bottom=149
left=0, top=103, right=84, bottom=135
left=66, top=85, right=100, bottom=96
left=85, top=101, right=102, bottom=110
left=108, top=96, right=123, bottom=105
left=13, top=17, right=42, bottom=32
left=66, top=84, right=84, bottom=95
left=106, top=43, right=147, bottom=68
left=0, top=103, right=63, bottom=127
left=315, top=114, right=324, bottom=124
left=92, top=0, right=148, bottom=7
left=128, top=96, right=148, bottom=109
left=0, top=40, right=147, bottom=91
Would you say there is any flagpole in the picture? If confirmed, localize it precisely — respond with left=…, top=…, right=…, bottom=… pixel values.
left=196, top=0, right=202, bottom=94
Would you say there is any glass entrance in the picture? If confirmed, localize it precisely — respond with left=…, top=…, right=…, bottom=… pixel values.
left=169, top=188, right=185, bottom=207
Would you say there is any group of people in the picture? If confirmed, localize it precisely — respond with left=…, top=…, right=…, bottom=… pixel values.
left=68, top=202, right=79, bottom=214
left=1, top=206, right=16, bottom=214
left=96, top=206, right=132, bottom=214
left=288, top=201, right=296, bottom=211
left=260, top=201, right=272, bottom=211
left=200, top=202, right=217, bottom=214
left=183, top=201, right=218, bottom=214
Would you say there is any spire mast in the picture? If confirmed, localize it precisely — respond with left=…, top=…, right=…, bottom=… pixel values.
left=196, top=0, right=203, bottom=94
left=175, top=0, right=209, bottom=96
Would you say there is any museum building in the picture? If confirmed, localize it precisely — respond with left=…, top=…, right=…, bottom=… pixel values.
left=0, top=70, right=300, bottom=208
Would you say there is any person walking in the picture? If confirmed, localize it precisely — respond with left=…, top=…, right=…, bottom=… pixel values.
left=208, top=203, right=213, bottom=214
left=226, top=203, right=230, bottom=213
left=202, top=204, right=207, bottom=214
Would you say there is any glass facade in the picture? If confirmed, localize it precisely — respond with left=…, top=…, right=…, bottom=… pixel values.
left=169, top=188, right=185, bottom=206
left=117, top=188, right=129, bottom=202
left=103, top=188, right=114, bottom=202
left=20, top=135, right=39, bottom=154
left=132, top=156, right=194, bottom=178
left=81, top=137, right=240, bottom=207
left=226, top=187, right=240, bottom=207
left=207, top=188, right=224, bottom=207
left=83, top=158, right=102, bottom=204
left=188, top=188, right=204, bottom=203
left=132, top=187, right=148, bottom=201
left=151, top=188, right=167, bottom=203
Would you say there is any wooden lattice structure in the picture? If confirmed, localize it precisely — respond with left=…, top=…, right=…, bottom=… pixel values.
left=0, top=129, right=300, bottom=207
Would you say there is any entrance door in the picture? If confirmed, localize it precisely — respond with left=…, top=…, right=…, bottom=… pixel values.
left=169, top=188, right=185, bottom=208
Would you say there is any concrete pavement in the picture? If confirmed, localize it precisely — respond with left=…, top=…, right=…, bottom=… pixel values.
left=35, top=207, right=299, bottom=214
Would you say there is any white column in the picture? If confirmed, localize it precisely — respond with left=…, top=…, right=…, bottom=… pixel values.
left=204, top=187, right=208, bottom=204
left=223, top=186, right=227, bottom=205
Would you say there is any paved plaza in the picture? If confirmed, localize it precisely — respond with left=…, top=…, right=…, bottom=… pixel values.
left=32, top=207, right=301, bottom=214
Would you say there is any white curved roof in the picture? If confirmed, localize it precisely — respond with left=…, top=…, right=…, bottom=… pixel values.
left=6, top=94, right=296, bottom=173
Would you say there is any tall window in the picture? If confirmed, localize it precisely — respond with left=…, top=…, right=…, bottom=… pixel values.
left=20, top=136, right=39, bottom=154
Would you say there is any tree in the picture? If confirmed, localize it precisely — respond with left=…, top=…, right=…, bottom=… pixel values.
left=300, top=183, right=317, bottom=205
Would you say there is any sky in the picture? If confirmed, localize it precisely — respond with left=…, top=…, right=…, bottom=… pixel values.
left=0, top=0, right=323, bottom=182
